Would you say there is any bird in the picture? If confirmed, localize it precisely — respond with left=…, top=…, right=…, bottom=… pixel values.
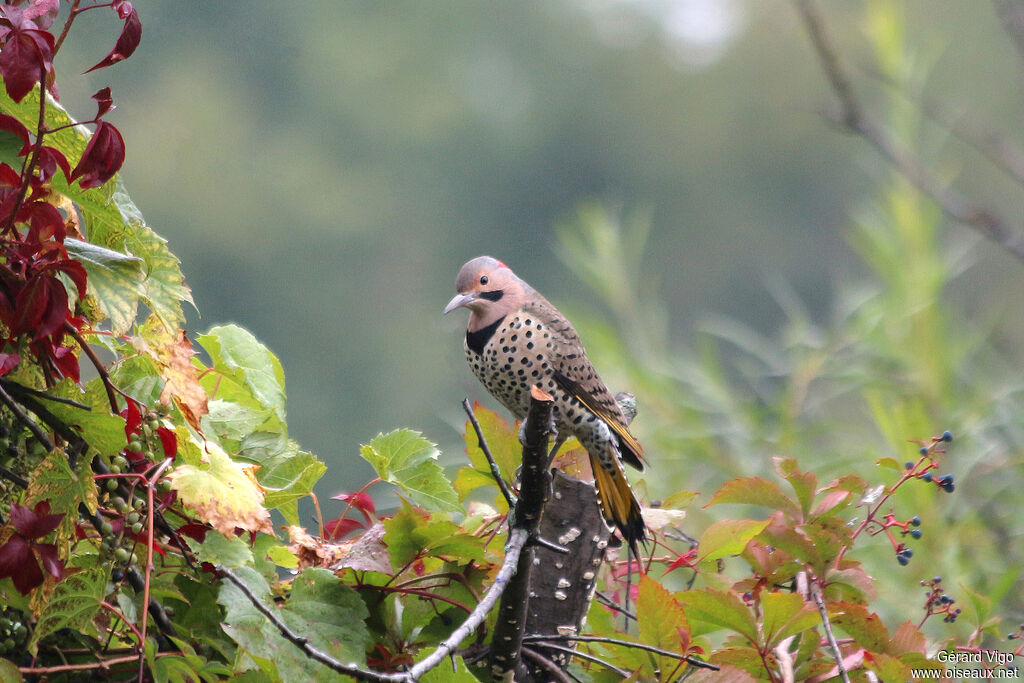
left=444, top=255, right=647, bottom=557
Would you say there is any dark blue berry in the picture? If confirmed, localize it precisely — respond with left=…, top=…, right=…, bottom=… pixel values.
left=910, top=516, right=921, bottom=527
left=921, top=473, right=933, bottom=482
left=905, top=461, right=915, bottom=469
left=902, top=548, right=913, bottom=558
left=910, top=528, right=922, bottom=539
left=941, top=430, right=953, bottom=442
left=942, top=482, right=955, bottom=493
left=940, top=594, right=951, bottom=603
left=933, top=576, right=942, bottom=584
left=919, top=446, right=928, bottom=455
left=897, top=554, right=909, bottom=566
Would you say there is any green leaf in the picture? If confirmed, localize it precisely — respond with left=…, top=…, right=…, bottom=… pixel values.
left=35, top=379, right=127, bottom=459
left=760, top=592, right=820, bottom=649
left=419, top=655, right=480, bottom=682
left=383, top=503, right=485, bottom=569
left=219, top=567, right=370, bottom=681
left=0, top=659, right=22, bottom=683
left=199, top=325, right=286, bottom=425
left=30, top=568, right=108, bottom=650
left=706, top=477, right=800, bottom=518
left=361, top=429, right=461, bottom=513
left=828, top=602, right=890, bottom=653
left=637, top=575, right=690, bottom=682
left=260, top=452, right=326, bottom=524
left=677, top=589, right=759, bottom=645
left=463, top=404, right=520, bottom=485
left=698, top=518, right=770, bottom=563
left=195, top=531, right=255, bottom=569
left=875, top=456, right=903, bottom=471
left=65, top=237, right=145, bottom=335
left=661, top=490, right=700, bottom=509
left=773, top=457, right=817, bottom=518
left=267, top=545, right=299, bottom=569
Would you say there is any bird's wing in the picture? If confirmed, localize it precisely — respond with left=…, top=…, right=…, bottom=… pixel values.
left=524, top=298, right=646, bottom=470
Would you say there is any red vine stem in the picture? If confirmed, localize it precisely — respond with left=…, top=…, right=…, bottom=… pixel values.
left=137, top=457, right=174, bottom=682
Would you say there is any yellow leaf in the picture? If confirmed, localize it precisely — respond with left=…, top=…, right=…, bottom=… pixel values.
left=166, top=440, right=272, bottom=536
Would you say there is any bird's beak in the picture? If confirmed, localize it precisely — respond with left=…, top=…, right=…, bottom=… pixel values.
left=444, top=292, right=477, bottom=314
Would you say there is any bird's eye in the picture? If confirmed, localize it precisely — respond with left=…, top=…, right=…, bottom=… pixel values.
left=480, top=275, right=489, bottom=285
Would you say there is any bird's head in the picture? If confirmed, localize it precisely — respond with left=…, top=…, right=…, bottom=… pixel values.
left=444, top=256, right=525, bottom=330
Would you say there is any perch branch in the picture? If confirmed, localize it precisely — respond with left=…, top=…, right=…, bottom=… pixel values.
left=522, top=634, right=718, bottom=671
left=794, top=0, right=1024, bottom=261
left=489, top=385, right=555, bottom=678
left=810, top=577, right=851, bottom=683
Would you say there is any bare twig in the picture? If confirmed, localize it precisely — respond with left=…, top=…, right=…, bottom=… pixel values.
left=521, top=646, right=578, bottom=683
left=0, top=380, right=91, bottom=409
left=461, top=397, right=515, bottom=508
left=522, top=634, right=718, bottom=671
left=531, top=641, right=631, bottom=678
left=66, top=324, right=120, bottom=412
left=810, top=579, right=851, bottom=683
left=794, top=0, right=1024, bottom=261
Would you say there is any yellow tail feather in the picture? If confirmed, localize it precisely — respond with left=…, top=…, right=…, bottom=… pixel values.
left=590, top=453, right=646, bottom=558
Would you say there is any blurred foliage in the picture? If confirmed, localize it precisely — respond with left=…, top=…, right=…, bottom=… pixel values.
left=553, top=1, right=1024, bottom=633
left=39, top=1, right=1024, bottom=495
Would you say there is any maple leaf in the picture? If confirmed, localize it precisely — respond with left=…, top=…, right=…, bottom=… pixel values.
left=0, top=501, right=65, bottom=594
left=165, top=440, right=273, bottom=537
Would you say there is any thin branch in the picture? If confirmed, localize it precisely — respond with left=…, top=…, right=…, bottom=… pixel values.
left=794, top=0, right=1024, bottom=262
left=20, top=652, right=178, bottom=676
left=0, top=379, right=91, bottom=409
left=0, top=381, right=56, bottom=450
left=531, top=641, right=631, bottom=678
left=520, top=647, right=578, bottom=683
left=461, top=397, right=515, bottom=508
left=66, top=324, right=120, bottom=412
left=0, top=463, right=29, bottom=488
left=810, top=579, right=851, bottom=683
left=522, top=634, right=718, bottom=671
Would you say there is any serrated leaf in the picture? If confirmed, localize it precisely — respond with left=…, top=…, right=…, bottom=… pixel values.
left=260, top=452, right=326, bottom=524
left=134, top=317, right=208, bottom=431
left=65, top=237, right=144, bottom=335
left=361, top=430, right=461, bottom=513
left=219, top=567, right=370, bottom=681
left=35, top=378, right=126, bottom=459
left=383, top=503, right=484, bottom=569
left=30, top=568, right=107, bottom=650
left=637, top=575, right=690, bottom=682
left=889, top=620, right=926, bottom=656
left=166, top=440, right=273, bottom=536
left=198, top=325, right=286, bottom=425
left=828, top=602, right=890, bottom=653
left=698, top=518, right=770, bottom=563
left=25, top=446, right=98, bottom=520
left=706, top=477, right=800, bottom=518
left=195, top=531, right=255, bottom=569
left=760, top=592, right=820, bottom=649
left=677, top=588, right=759, bottom=644
left=773, top=457, right=817, bottom=518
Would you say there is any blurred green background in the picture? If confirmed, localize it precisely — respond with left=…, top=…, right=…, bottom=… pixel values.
left=50, top=0, right=1024, bottom=629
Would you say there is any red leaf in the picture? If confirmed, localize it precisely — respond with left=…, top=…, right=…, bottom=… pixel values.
left=69, top=120, right=124, bottom=188
left=36, top=145, right=70, bottom=183
left=33, top=542, right=63, bottom=579
left=0, top=534, right=31, bottom=577
left=49, top=344, right=78, bottom=382
left=122, top=398, right=141, bottom=436
left=22, top=0, right=58, bottom=30
left=91, top=86, right=114, bottom=118
left=156, top=425, right=177, bottom=459
left=84, top=2, right=140, bottom=73
left=0, top=162, right=21, bottom=188
left=0, top=112, right=30, bottom=154
left=176, top=523, right=209, bottom=543
left=0, top=12, right=54, bottom=102
left=323, top=516, right=364, bottom=540
left=54, top=258, right=87, bottom=298
left=13, top=272, right=67, bottom=339
left=0, top=352, right=18, bottom=376
left=21, top=199, right=64, bottom=244
left=332, top=490, right=375, bottom=524
left=10, top=501, right=64, bottom=538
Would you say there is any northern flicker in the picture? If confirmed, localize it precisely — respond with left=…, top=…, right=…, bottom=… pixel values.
left=444, top=256, right=647, bottom=555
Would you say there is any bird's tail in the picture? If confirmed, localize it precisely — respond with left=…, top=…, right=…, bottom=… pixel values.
left=590, top=453, right=646, bottom=560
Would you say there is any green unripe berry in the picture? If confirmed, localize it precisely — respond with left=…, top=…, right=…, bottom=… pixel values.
left=127, top=511, right=141, bottom=525
left=114, top=547, right=130, bottom=563
left=131, top=522, right=144, bottom=535
left=128, top=439, right=143, bottom=452
left=2, top=638, right=12, bottom=651
left=100, top=521, right=114, bottom=537
left=133, top=498, right=145, bottom=510
left=114, top=455, right=129, bottom=470
left=108, top=463, right=122, bottom=474
left=105, top=479, right=119, bottom=492
left=157, top=480, right=172, bottom=494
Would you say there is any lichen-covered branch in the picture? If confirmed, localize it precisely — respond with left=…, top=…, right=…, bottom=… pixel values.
left=489, top=385, right=554, bottom=679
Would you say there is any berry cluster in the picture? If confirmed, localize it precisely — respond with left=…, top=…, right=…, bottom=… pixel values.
left=905, top=431, right=956, bottom=493
left=0, top=608, right=28, bottom=658
left=873, top=512, right=925, bottom=566
left=920, top=577, right=961, bottom=624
